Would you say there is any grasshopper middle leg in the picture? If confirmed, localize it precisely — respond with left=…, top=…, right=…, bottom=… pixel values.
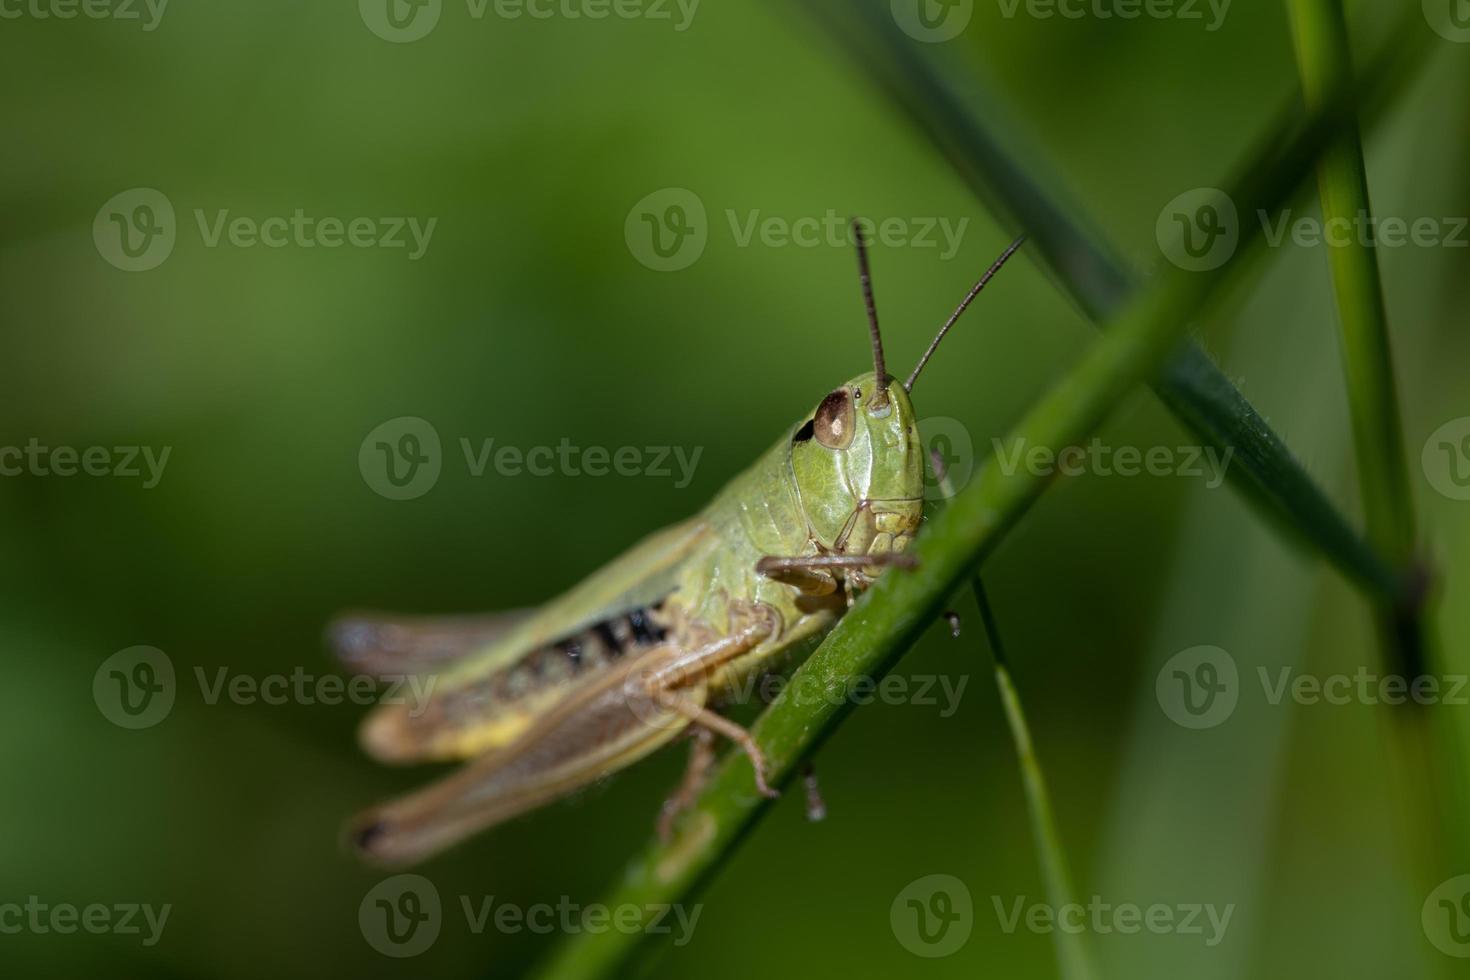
left=666, top=695, right=780, bottom=800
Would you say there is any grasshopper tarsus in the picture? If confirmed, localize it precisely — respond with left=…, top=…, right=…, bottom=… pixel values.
left=801, top=764, right=827, bottom=822
left=944, top=610, right=962, bottom=638
left=350, top=818, right=389, bottom=854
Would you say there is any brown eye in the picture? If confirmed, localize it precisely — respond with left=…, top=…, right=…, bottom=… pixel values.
left=813, top=388, right=855, bottom=450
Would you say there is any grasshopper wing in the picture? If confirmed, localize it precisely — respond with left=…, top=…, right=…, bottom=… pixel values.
left=328, top=608, right=537, bottom=679
left=348, top=518, right=713, bottom=764
left=348, top=647, right=703, bottom=866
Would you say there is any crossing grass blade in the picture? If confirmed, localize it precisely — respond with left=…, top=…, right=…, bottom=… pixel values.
left=528, top=17, right=1435, bottom=978
left=795, top=0, right=1409, bottom=603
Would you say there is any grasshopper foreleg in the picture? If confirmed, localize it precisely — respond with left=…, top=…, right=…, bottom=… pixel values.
left=754, top=560, right=840, bottom=596
left=757, top=553, right=918, bottom=604
left=757, top=552, right=916, bottom=580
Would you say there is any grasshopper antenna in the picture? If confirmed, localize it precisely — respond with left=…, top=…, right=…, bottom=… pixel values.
left=852, top=218, right=889, bottom=409
left=904, top=234, right=1026, bottom=392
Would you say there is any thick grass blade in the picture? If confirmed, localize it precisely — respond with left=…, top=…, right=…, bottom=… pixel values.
left=529, top=23, right=1433, bottom=979
left=1286, top=0, right=1416, bottom=570
left=795, top=0, right=1405, bottom=603
left=1286, top=0, right=1470, bottom=891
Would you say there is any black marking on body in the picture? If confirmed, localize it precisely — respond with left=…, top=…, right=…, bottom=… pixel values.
left=628, top=608, right=661, bottom=644
left=593, top=621, right=620, bottom=655
left=792, top=419, right=815, bottom=443
left=447, top=601, right=672, bottom=725
left=555, top=636, right=584, bottom=670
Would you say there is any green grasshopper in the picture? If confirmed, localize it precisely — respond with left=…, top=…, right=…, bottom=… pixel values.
left=333, top=225, right=1025, bottom=866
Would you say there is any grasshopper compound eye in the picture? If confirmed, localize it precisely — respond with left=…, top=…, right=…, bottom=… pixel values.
left=813, top=388, right=856, bottom=450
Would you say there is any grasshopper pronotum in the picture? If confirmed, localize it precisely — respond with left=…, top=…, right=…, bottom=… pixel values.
left=333, top=224, right=1025, bottom=865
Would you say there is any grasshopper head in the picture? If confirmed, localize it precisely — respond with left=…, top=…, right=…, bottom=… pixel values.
left=789, top=371, right=924, bottom=563
left=787, top=222, right=1025, bottom=577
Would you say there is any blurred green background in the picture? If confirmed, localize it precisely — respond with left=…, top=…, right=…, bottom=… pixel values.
left=3, top=0, right=1468, bottom=977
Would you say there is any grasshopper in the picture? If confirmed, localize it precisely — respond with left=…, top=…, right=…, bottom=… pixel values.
left=333, top=225, right=1025, bottom=865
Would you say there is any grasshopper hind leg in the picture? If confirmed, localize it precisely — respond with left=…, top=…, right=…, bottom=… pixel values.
left=346, top=660, right=701, bottom=867
left=657, top=727, right=717, bottom=841
left=346, top=607, right=780, bottom=865
left=654, top=697, right=782, bottom=839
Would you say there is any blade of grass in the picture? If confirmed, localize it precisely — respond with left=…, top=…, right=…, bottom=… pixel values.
left=795, top=0, right=1408, bottom=604
left=1285, top=0, right=1470, bottom=889
left=973, top=576, right=1100, bottom=980
left=1286, top=0, right=1417, bottom=572
left=976, top=575, right=1105, bottom=980
left=530, top=29, right=1432, bottom=980
left=931, top=448, right=1100, bottom=980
